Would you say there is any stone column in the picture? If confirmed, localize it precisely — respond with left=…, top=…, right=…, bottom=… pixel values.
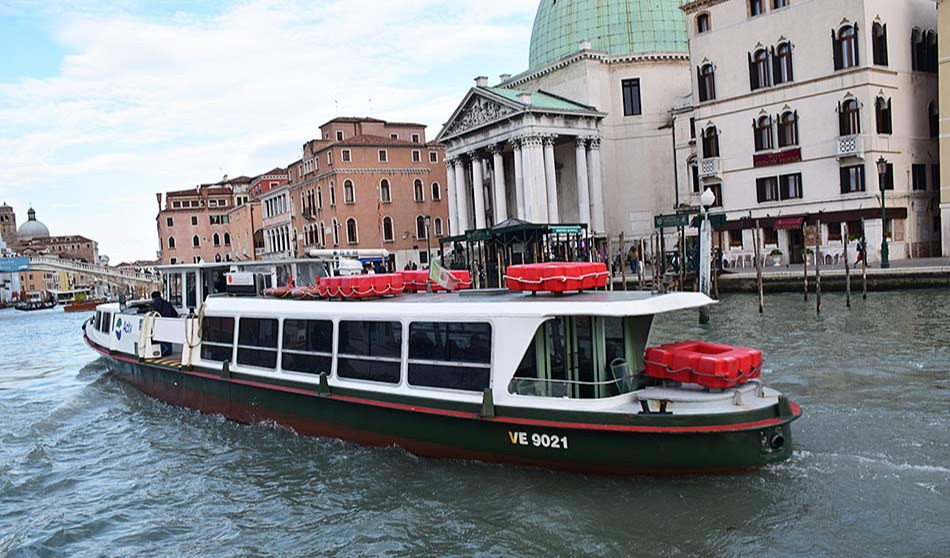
left=471, top=152, right=487, bottom=229
left=445, top=158, right=460, bottom=235
left=575, top=136, right=591, bottom=226
left=509, top=138, right=526, bottom=220
left=454, top=157, right=471, bottom=232
left=521, top=134, right=548, bottom=222
left=490, top=144, right=508, bottom=224
left=586, top=136, right=605, bottom=233
left=543, top=135, right=560, bottom=224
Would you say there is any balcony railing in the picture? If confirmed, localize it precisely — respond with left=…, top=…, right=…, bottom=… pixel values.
left=835, top=134, right=863, bottom=159
left=699, top=157, right=721, bottom=179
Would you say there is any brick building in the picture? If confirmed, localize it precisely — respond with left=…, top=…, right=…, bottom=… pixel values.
left=17, top=234, right=99, bottom=264
left=0, top=203, right=15, bottom=247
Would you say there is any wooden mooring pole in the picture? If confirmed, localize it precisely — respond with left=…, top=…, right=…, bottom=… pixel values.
left=638, top=238, right=645, bottom=290
left=802, top=222, right=809, bottom=301
left=843, top=223, right=852, bottom=308
left=861, top=219, right=868, bottom=300
left=815, top=217, right=822, bottom=315
left=753, top=219, right=764, bottom=313
left=619, top=232, right=627, bottom=291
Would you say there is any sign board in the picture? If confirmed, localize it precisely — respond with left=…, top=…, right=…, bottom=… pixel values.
left=753, top=147, right=802, bottom=168
left=803, top=225, right=818, bottom=247
left=0, top=257, right=30, bottom=273
left=690, top=214, right=727, bottom=229
left=548, top=225, right=583, bottom=235
left=654, top=213, right=691, bottom=229
left=465, top=230, right=492, bottom=242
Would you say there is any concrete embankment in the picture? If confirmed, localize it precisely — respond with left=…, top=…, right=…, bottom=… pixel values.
left=717, top=264, right=950, bottom=293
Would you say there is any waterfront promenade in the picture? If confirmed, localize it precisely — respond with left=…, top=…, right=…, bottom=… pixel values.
left=719, top=257, right=950, bottom=293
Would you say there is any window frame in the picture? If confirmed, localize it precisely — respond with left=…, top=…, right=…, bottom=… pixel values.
left=336, top=320, right=403, bottom=385
left=280, top=318, right=334, bottom=376
left=407, top=321, right=493, bottom=393
left=621, top=78, right=642, bottom=116
left=236, top=317, right=279, bottom=370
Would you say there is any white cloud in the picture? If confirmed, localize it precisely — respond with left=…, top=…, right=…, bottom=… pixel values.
left=0, top=0, right=537, bottom=262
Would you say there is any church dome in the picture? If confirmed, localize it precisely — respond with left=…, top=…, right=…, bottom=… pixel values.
left=18, top=207, right=50, bottom=241
left=528, top=0, right=688, bottom=70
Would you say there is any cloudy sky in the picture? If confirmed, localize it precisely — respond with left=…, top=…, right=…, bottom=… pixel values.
left=0, top=0, right=537, bottom=263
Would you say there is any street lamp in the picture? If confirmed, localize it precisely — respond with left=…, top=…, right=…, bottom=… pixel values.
left=424, top=215, right=432, bottom=293
left=699, top=188, right=716, bottom=324
left=876, top=156, right=890, bottom=269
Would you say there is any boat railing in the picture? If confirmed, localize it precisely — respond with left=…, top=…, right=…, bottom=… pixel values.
left=507, top=374, right=638, bottom=399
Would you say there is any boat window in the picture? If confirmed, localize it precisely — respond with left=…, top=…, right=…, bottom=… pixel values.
left=166, top=273, right=182, bottom=307
left=509, top=316, right=641, bottom=399
left=408, top=322, right=491, bottom=392
left=185, top=272, right=198, bottom=309
left=201, top=316, right=235, bottom=362
left=281, top=319, right=333, bottom=375
left=94, top=311, right=101, bottom=331
left=100, top=312, right=112, bottom=334
left=337, top=321, right=401, bottom=384
left=237, top=318, right=278, bottom=369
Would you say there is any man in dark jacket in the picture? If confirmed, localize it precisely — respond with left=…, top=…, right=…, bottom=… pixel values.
left=150, top=291, right=178, bottom=356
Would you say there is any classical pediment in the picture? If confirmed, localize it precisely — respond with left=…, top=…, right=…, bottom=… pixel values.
left=441, top=91, right=521, bottom=139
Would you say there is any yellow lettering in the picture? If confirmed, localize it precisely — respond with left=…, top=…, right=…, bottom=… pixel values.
left=507, top=431, right=518, bottom=444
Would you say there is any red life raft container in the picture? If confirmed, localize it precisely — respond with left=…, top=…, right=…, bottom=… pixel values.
left=505, top=262, right=608, bottom=293
left=644, top=341, right=762, bottom=389
left=317, top=273, right=404, bottom=299
left=399, top=270, right=473, bottom=292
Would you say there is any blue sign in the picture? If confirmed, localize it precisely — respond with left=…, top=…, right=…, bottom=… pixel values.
left=0, top=257, right=30, bottom=273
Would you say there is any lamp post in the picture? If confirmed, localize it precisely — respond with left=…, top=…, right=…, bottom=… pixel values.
left=876, top=156, right=890, bottom=269
left=424, top=215, right=432, bottom=293
left=699, top=187, right=716, bottom=324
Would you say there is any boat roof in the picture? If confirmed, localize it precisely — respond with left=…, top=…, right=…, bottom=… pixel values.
left=155, top=259, right=324, bottom=273
left=203, top=290, right=713, bottom=318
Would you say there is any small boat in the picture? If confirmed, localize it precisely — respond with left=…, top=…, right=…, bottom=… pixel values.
left=64, top=299, right=105, bottom=313
left=82, top=262, right=800, bottom=474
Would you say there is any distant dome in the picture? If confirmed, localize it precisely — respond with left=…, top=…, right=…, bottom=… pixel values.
left=18, top=207, right=50, bottom=241
left=528, top=0, right=688, bottom=70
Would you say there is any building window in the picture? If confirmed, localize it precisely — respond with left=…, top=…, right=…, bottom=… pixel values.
left=756, top=176, right=780, bottom=202
left=168, top=236, right=176, bottom=249
left=779, top=173, right=803, bottom=199
left=336, top=130, right=344, bottom=141
left=912, top=29, right=937, bottom=72
left=327, top=151, right=333, bottom=165
left=192, top=235, right=200, bottom=247
left=839, top=99, right=860, bottom=136
left=343, top=179, right=355, bottom=204
left=774, top=42, right=793, bottom=84
left=342, top=149, right=351, bottom=162
left=407, top=322, right=492, bottom=392
left=778, top=111, right=799, bottom=147
left=875, top=97, right=892, bottom=135
left=413, top=179, right=425, bottom=202
left=346, top=218, right=358, bottom=244
left=213, top=232, right=220, bottom=246
left=329, top=182, right=336, bottom=206
left=696, top=13, right=710, bottom=34
left=840, top=164, right=865, bottom=193
left=331, top=218, right=339, bottom=246
left=282, top=319, right=333, bottom=375
left=754, top=115, right=773, bottom=152
left=411, top=133, right=421, bottom=143
left=434, top=217, right=443, bottom=236
left=749, top=0, right=764, bottom=17
left=416, top=215, right=427, bottom=239
left=689, top=158, right=700, bottom=193
left=431, top=182, right=441, bottom=201
left=317, top=186, right=323, bottom=209
left=702, top=126, right=720, bottom=158
left=912, top=164, right=927, bottom=191
left=378, top=150, right=388, bottom=163
left=382, top=216, right=394, bottom=242
left=390, top=133, right=398, bottom=140
left=237, top=318, right=278, bottom=369
left=833, top=25, right=858, bottom=70
left=698, top=64, right=716, bottom=102
left=929, top=102, right=939, bottom=139
left=191, top=216, right=198, bottom=226
left=872, top=22, right=888, bottom=66
left=337, top=321, right=402, bottom=384
left=165, top=217, right=173, bottom=227
left=749, top=49, right=770, bottom=90
left=880, top=162, right=894, bottom=190
left=772, top=0, right=788, bottom=8
left=621, top=78, right=642, bottom=116
left=706, top=184, right=723, bottom=207
left=429, top=151, right=438, bottom=163
left=375, top=179, right=389, bottom=203
left=412, top=150, right=421, bottom=163
left=224, top=232, right=231, bottom=246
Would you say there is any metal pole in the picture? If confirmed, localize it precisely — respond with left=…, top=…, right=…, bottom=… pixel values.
left=620, top=232, right=627, bottom=291
left=699, top=206, right=711, bottom=324
left=861, top=220, right=868, bottom=299
left=880, top=181, right=890, bottom=269
left=843, top=222, right=851, bottom=308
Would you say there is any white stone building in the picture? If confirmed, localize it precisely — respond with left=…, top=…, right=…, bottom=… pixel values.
left=678, top=0, right=940, bottom=266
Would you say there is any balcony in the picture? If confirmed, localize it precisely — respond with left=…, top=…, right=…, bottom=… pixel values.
left=698, top=157, right=721, bottom=179
left=835, top=134, right=863, bottom=159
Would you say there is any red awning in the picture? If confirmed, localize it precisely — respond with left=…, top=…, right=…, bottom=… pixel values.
left=773, top=216, right=805, bottom=230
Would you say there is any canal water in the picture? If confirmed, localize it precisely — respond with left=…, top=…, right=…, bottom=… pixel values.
left=1, top=290, right=948, bottom=557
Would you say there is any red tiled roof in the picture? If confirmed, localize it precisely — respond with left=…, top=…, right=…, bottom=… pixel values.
left=384, top=121, right=426, bottom=127
left=320, top=116, right=385, bottom=127
left=336, top=134, right=424, bottom=147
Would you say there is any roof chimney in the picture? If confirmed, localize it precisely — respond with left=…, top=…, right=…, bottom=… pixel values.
left=517, top=92, right=532, bottom=105
left=499, top=73, right=511, bottom=83
left=474, top=76, right=489, bottom=87
left=578, top=39, right=592, bottom=51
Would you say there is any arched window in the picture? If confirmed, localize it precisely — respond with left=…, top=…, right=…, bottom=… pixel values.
left=778, top=111, right=799, bottom=147
left=696, top=13, right=710, bottom=34
left=754, top=115, right=773, bottom=152
left=839, top=99, right=860, bottom=136
left=774, top=42, right=793, bottom=84
left=431, top=182, right=441, bottom=201
left=698, top=63, right=716, bottom=102
left=702, top=126, right=720, bottom=158
left=331, top=218, right=339, bottom=246
left=343, top=179, right=355, bottom=204
left=214, top=253, right=222, bottom=262
left=926, top=30, right=938, bottom=72
left=749, top=0, right=763, bottom=17
left=772, top=0, right=788, bottom=7
left=213, top=232, right=220, bottom=246
left=382, top=216, right=394, bottom=242
left=929, top=101, right=938, bottom=139
left=434, top=217, right=443, bottom=236
left=346, top=218, right=358, bottom=244
left=329, top=181, right=336, bottom=206
left=688, top=157, right=700, bottom=193
left=833, top=25, right=858, bottom=70
left=875, top=97, right=892, bottom=135
left=749, top=49, right=770, bottom=90
left=872, top=22, right=888, bottom=66
left=416, top=216, right=427, bottom=239
left=224, top=232, right=231, bottom=246
left=413, top=179, right=424, bottom=202
left=912, top=28, right=924, bottom=71
left=379, top=179, right=391, bottom=203
left=192, top=235, right=200, bottom=248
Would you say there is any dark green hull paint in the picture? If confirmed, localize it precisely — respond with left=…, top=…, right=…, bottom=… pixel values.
left=95, top=344, right=799, bottom=475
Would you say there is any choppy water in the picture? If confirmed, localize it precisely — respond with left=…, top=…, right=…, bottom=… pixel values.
left=1, top=290, right=948, bottom=558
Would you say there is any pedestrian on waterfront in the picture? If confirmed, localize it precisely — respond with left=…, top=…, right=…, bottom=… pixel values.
left=855, top=238, right=866, bottom=265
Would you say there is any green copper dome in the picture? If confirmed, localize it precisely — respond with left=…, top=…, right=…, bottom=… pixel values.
left=528, top=0, right=688, bottom=70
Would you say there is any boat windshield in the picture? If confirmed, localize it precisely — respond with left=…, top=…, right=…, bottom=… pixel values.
left=508, top=315, right=652, bottom=399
